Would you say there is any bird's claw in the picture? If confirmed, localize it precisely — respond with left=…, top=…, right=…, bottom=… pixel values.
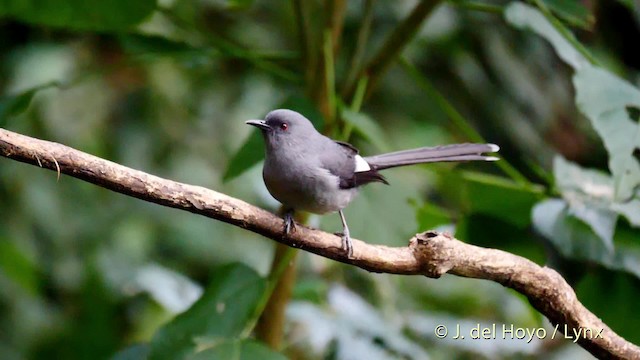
left=283, top=210, right=296, bottom=236
left=336, top=210, right=354, bottom=259
left=335, top=231, right=353, bottom=259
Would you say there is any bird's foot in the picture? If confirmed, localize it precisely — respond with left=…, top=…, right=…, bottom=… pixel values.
left=283, top=210, right=296, bottom=236
left=334, top=231, right=354, bottom=259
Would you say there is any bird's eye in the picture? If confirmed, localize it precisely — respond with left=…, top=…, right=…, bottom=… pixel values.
left=280, top=123, right=288, bottom=131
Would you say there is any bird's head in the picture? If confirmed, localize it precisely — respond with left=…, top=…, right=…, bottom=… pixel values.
left=246, top=109, right=318, bottom=150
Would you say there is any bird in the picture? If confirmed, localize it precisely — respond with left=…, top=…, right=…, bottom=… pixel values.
left=246, top=109, right=499, bottom=258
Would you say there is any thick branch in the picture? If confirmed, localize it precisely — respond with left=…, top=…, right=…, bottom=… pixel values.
left=1, top=127, right=638, bottom=359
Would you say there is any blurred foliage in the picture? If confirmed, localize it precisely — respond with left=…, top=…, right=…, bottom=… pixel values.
left=1, top=0, right=640, bottom=359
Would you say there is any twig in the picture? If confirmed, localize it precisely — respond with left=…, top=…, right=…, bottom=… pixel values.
left=343, top=0, right=442, bottom=100
left=343, top=0, right=374, bottom=101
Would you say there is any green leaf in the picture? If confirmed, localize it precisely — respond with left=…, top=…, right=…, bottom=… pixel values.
left=540, top=0, right=594, bottom=28
left=547, top=156, right=640, bottom=247
left=222, top=130, right=265, bottom=182
left=292, top=279, right=329, bottom=304
left=457, top=213, right=546, bottom=264
left=532, top=199, right=640, bottom=278
left=341, top=109, right=391, bottom=152
left=287, top=287, right=430, bottom=359
left=0, top=88, right=38, bottom=123
left=119, top=34, right=204, bottom=59
left=462, top=171, right=544, bottom=229
left=188, top=339, right=286, bottom=360
left=111, top=344, right=150, bottom=360
left=226, top=0, right=256, bottom=10
left=575, top=269, right=640, bottom=344
left=223, top=96, right=323, bottom=182
left=504, top=2, right=589, bottom=70
left=532, top=199, right=612, bottom=262
left=615, top=0, right=635, bottom=11
left=611, top=199, right=640, bottom=227
left=0, top=237, right=39, bottom=295
left=0, top=0, right=155, bottom=31
left=148, top=263, right=266, bottom=360
left=415, top=202, right=451, bottom=231
left=553, top=156, right=618, bottom=250
left=509, top=2, right=640, bottom=227
left=573, top=66, right=640, bottom=202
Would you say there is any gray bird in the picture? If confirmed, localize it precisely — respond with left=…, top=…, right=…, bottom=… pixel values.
left=247, top=109, right=499, bottom=258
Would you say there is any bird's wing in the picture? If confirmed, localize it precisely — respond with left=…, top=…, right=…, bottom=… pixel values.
left=334, top=140, right=358, bottom=153
left=322, top=141, right=387, bottom=189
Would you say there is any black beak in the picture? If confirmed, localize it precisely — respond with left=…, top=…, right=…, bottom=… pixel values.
left=245, top=120, right=271, bottom=131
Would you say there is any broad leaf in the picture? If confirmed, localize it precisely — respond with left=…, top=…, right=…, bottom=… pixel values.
left=111, top=344, right=150, bottom=360
left=573, top=66, right=640, bottom=203
left=532, top=199, right=640, bottom=279
left=226, top=0, right=256, bottom=10
left=463, top=171, right=544, bottom=229
left=533, top=199, right=610, bottom=258
left=0, top=0, right=155, bottom=31
left=615, top=0, right=636, bottom=11
left=0, top=87, right=39, bottom=123
left=541, top=0, right=594, bottom=29
left=148, top=263, right=266, bottom=360
left=119, top=35, right=204, bottom=60
left=507, top=2, right=640, bottom=210
left=612, top=199, right=640, bottom=227
left=576, top=269, right=640, bottom=344
left=507, top=1, right=640, bottom=229
left=415, top=202, right=451, bottom=232
left=188, top=339, right=285, bottom=360
left=134, top=264, right=203, bottom=314
left=504, top=2, right=589, bottom=70
left=553, top=156, right=618, bottom=250
left=0, top=237, right=39, bottom=295
left=287, top=286, right=429, bottom=359
left=222, top=130, right=265, bottom=182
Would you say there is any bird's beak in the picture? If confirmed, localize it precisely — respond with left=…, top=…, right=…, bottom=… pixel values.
left=245, top=120, right=271, bottom=131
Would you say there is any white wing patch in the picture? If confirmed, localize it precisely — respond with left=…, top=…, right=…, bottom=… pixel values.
left=354, top=155, right=371, bottom=172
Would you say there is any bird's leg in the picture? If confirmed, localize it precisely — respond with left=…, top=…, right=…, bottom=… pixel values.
left=338, top=210, right=353, bottom=258
left=283, top=209, right=296, bottom=235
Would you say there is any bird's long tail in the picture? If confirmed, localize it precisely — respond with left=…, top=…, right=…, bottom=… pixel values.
left=364, top=143, right=499, bottom=171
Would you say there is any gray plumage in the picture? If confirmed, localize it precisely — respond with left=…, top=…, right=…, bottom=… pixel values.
left=246, top=109, right=499, bottom=258
left=364, top=143, right=499, bottom=170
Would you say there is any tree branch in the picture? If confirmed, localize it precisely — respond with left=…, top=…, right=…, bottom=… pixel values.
left=0, top=127, right=638, bottom=359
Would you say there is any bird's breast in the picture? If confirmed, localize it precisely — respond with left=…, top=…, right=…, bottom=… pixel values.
left=263, top=157, right=357, bottom=214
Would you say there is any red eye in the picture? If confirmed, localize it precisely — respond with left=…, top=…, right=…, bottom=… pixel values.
left=280, top=123, right=288, bottom=131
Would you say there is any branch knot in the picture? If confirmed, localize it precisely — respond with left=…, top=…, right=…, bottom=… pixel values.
left=410, top=231, right=455, bottom=278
